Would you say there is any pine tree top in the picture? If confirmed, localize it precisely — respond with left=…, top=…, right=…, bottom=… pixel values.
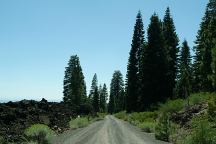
left=181, top=40, right=191, bottom=67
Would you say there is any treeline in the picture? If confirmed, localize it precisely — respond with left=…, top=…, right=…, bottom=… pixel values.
left=126, top=0, right=216, bottom=112
left=126, top=8, right=181, bottom=112
left=63, top=56, right=125, bottom=114
left=63, top=55, right=109, bottom=113
left=63, top=0, right=216, bottom=114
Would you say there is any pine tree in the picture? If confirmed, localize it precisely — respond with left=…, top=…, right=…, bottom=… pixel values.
left=109, top=70, right=125, bottom=113
left=63, top=55, right=87, bottom=106
left=99, top=84, right=108, bottom=112
left=89, top=74, right=98, bottom=100
left=192, top=10, right=208, bottom=92
left=193, top=0, right=216, bottom=92
left=90, top=74, right=100, bottom=112
left=93, top=86, right=100, bottom=112
left=140, top=14, right=168, bottom=110
left=108, top=90, right=115, bottom=114
left=126, top=11, right=145, bottom=112
left=211, top=39, right=216, bottom=90
left=162, top=7, right=179, bottom=99
left=176, top=40, right=192, bottom=100
left=209, top=0, right=216, bottom=91
left=98, top=84, right=102, bottom=106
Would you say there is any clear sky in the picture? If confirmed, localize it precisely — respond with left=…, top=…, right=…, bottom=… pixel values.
left=0, top=0, right=208, bottom=102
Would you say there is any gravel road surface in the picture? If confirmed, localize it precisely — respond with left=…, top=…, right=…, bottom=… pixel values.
left=52, top=115, right=170, bottom=144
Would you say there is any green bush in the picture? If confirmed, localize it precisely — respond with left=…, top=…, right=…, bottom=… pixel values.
left=129, top=120, right=140, bottom=126
left=189, top=92, right=213, bottom=105
left=0, top=136, right=6, bottom=144
left=138, top=122, right=156, bottom=133
left=128, top=112, right=157, bottom=123
left=114, top=111, right=157, bottom=133
left=69, top=117, right=90, bottom=129
left=97, top=112, right=107, bottom=119
left=159, top=99, right=184, bottom=113
left=169, top=124, right=184, bottom=144
left=208, top=97, right=216, bottom=122
left=183, top=120, right=216, bottom=144
left=24, top=124, right=55, bottom=144
left=114, top=111, right=127, bottom=121
left=155, top=113, right=171, bottom=142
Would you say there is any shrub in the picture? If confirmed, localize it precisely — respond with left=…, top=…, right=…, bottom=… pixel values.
left=114, top=111, right=157, bottom=133
left=155, top=113, right=171, bottom=142
left=114, top=111, right=127, bottom=121
left=138, top=122, right=156, bottom=133
left=97, top=112, right=107, bottom=119
left=189, top=92, right=213, bottom=105
left=183, top=120, right=216, bottom=144
left=24, top=124, right=55, bottom=144
left=129, top=120, right=140, bottom=126
left=0, top=136, right=6, bottom=144
left=128, top=112, right=157, bottom=123
left=168, top=123, right=182, bottom=143
left=69, top=117, right=90, bottom=129
left=208, top=97, right=216, bottom=122
left=159, top=99, right=184, bottom=113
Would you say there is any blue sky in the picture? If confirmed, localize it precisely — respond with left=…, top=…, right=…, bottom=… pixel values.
left=0, top=0, right=208, bottom=101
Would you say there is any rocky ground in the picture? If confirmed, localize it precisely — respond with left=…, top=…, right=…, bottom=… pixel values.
left=0, top=99, right=77, bottom=142
left=171, top=103, right=208, bottom=126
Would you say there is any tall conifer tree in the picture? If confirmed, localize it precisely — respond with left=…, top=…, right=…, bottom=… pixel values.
left=193, top=0, right=216, bottom=92
left=90, top=74, right=100, bottom=112
left=109, top=71, right=125, bottom=113
left=99, top=84, right=108, bottom=112
left=208, top=0, right=216, bottom=90
left=89, top=74, right=98, bottom=100
left=63, top=55, right=87, bottom=106
left=93, top=86, right=100, bottom=112
left=177, top=40, right=192, bottom=99
left=163, top=7, right=179, bottom=99
left=140, top=14, right=168, bottom=110
left=126, top=11, right=145, bottom=112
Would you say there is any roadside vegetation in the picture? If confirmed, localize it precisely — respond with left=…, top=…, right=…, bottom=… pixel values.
left=24, top=124, right=56, bottom=144
left=115, top=92, right=216, bottom=143
left=69, top=113, right=106, bottom=129
left=115, top=111, right=157, bottom=133
left=0, top=136, right=6, bottom=144
left=0, top=124, right=56, bottom=144
left=69, top=117, right=90, bottom=129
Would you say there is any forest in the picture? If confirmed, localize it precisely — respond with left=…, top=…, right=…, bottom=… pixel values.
left=63, top=2, right=215, bottom=115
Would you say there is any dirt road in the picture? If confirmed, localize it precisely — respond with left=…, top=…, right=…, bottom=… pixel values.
left=52, top=115, right=169, bottom=144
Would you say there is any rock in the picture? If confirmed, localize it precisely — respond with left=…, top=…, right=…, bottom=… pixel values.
left=171, top=103, right=208, bottom=126
left=39, top=115, right=50, bottom=125
left=41, top=98, right=48, bottom=104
